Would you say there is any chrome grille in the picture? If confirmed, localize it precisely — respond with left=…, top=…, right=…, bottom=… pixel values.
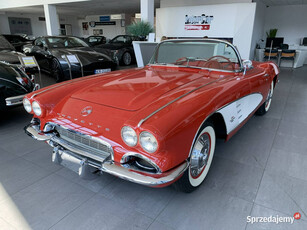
left=55, top=125, right=112, bottom=161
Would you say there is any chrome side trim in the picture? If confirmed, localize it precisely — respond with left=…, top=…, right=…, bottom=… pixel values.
left=187, top=92, right=265, bottom=158
left=137, top=79, right=221, bottom=127
left=5, top=94, right=26, bottom=106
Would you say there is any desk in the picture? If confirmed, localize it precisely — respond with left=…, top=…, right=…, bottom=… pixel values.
left=254, top=48, right=307, bottom=68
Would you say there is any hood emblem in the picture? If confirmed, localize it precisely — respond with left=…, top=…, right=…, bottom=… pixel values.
left=81, top=106, right=93, bottom=116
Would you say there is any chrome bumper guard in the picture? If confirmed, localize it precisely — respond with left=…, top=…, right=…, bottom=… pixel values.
left=5, top=84, right=40, bottom=106
left=24, top=124, right=188, bottom=187
left=6, top=94, right=26, bottom=106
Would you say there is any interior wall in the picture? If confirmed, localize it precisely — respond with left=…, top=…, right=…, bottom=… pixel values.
left=0, top=12, right=80, bottom=37
left=264, top=4, right=307, bottom=45
left=160, top=0, right=252, bottom=8
left=250, top=0, right=266, bottom=59
left=156, top=3, right=256, bottom=59
left=78, top=15, right=125, bottom=39
left=0, top=12, right=47, bottom=36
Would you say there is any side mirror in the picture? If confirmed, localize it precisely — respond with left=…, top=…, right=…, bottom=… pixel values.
left=242, top=60, right=253, bottom=75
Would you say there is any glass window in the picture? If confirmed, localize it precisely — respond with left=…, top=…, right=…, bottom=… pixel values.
left=150, top=40, right=241, bottom=72
left=46, top=37, right=89, bottom=48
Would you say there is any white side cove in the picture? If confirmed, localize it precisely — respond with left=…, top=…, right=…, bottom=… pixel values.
left=217, top=93, right=263, bottom=134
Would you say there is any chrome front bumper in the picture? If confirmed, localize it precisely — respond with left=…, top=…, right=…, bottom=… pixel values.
left=24, top=124, right=188, bottom=187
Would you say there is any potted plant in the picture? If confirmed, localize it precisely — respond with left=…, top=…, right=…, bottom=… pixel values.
left=127, top=20, right=154, bottom=40
left=266, top=29, right=278, bottom=38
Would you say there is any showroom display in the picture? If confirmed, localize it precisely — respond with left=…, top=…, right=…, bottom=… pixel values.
left=23, top=36, right=117, bottom=82
left=0, top=62, right=39, bottom=111
left=96, top=35, right=142, bottom=66
left=23, top=39, right=279, bottom=192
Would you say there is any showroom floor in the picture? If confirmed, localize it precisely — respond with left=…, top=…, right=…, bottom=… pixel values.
left=1, top=66, right=307, bottom=230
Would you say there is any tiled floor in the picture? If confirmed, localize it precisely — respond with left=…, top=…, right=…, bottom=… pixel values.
left=1, top=66, right=307, bottom=230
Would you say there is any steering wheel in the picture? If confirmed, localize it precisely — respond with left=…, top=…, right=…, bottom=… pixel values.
left=207, top=55, right=231, bottom=63
left=206, top=55, right=233, bottom=70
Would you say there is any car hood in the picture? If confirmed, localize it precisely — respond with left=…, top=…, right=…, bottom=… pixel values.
left=70, top=66, right=213, bottom=111
left=0, top=50, right=24, bottom=64
left=50, top=47, right=113, bottom=62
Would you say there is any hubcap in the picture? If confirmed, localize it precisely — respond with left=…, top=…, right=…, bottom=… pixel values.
left=190, top=133, right=210, bottom=178
left=123, top=52, right=131, bottom=65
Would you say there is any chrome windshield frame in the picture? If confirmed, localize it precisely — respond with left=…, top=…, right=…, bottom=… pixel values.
left=149, top=39, right=243, bottom=73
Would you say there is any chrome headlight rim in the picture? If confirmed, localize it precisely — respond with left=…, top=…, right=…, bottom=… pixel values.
left=121, top=126, right=138, bottom=147
left=32, top=101, right=42, bottom=116
left=139, top=131, right=158, bottom=153
left=23, top=98, right=32, bottom=113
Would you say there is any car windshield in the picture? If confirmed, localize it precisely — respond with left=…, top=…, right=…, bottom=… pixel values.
left=149, top=40, right=241, bottom=72
left=0, top=36, right=15, bottom=51
left=110, top=36, right=131, bottom=44
left=46, top=37, right=89, bottom=48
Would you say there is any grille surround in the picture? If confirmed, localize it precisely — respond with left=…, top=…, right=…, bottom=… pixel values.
left=52, top=124, right=113, bottom=162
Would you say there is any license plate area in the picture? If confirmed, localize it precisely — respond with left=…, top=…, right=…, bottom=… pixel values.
left=95, top=68, right=111, bottom=74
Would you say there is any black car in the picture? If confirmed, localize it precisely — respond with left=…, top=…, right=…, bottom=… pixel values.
left=0, top=35, right=25, bottom=65
left=85, top=36, right=106, bottom=46
left=0, top=62, right=38, bottom=111
left=2, top=34, right=32, bottom=52
left=23, top=36, right=117, bottom=82
left=96, top=35, right=142, bottom=66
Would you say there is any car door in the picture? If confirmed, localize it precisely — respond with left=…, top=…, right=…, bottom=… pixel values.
left=245, top=64, right=271, bottom=101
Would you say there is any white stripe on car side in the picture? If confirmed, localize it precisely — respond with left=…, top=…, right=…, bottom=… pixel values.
left=217, top=93, right=263, bottom=134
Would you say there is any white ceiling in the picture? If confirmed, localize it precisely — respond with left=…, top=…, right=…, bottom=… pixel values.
left=1, top=0, right=307, bottom=17
left=259, top=0, right=307, bottom=6
left=1, top=0, right=160, bottom=17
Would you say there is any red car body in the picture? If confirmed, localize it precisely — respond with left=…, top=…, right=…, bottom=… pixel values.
left=24, top=39, right=279, bottom=191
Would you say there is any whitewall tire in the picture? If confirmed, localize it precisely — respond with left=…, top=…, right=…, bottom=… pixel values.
left=174, top=122, right=216, bottom=192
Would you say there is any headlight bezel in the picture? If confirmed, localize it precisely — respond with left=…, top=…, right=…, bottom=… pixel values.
left=139, top=131, right=159, bottom=154
left=121, top=126, right=138, bottom=147
left=23, top=98, right=32, bottom=113
left=32, top=101, right=42, bottom=116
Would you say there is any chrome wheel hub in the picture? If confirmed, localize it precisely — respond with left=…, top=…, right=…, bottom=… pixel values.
left=123, top=52, right=131, bottom=65
left=190, top=133, right=210, bottom=177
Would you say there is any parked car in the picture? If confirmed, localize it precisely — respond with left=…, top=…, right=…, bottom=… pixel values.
left=85, top=36, right=106, bottom=46
left=23, top=36, right=117, bottom=82
left=0, top=62, right=39, bottom=111
left=2, top=34, right=33, bottom=52
left=0, top=35, right=37, bottom=77
left=23, top=39, right=279, bottom=192
left=96, top=35, right=142, bottom=66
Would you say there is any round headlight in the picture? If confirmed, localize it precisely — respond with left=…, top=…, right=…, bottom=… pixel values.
left=32, top=101, right=42, bottom=116
left=140, top=131, right=158, bottom=153
left=23, top=98, right=32, bottom=113
left=121, top=126, right=137, bottom=147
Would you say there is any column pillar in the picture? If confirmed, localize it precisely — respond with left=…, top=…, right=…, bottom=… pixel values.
left=140, top=0, right=154, bottom=26
left=43, top=4, right=60, bottom=36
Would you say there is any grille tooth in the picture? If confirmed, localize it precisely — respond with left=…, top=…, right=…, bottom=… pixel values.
left=55, top=126, right=112, bottom=158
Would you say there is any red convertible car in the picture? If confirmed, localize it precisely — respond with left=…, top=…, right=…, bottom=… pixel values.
left=24, top=39, right=279, bottom=192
